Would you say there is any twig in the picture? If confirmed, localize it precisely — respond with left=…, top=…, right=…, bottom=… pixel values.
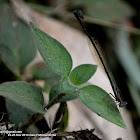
left=53, top=129, right=102, bottom=140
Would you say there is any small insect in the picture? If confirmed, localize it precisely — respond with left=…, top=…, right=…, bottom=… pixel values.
left=73, top=10, right=127, bottom=107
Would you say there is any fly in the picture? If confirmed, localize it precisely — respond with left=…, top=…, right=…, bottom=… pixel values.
left=73, top=10, right=127, bottom=107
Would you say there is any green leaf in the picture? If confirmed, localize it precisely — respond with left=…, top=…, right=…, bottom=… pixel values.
left=49, top=84, right=78, bottom=103
left=31, top=63, right=62, bottom=93
left=31, top=63, right=61, bottom=80
left=0, top=4, right=36, bottom=76
left=5, top=99, right=35, bottom=129
left=79, top=85, right=126, bottom=128
left=60, top=76, right=76, bottom=93
left=53, top=102, right=68, bottom=132
left=69, top=64, right=97, bottom=86
left=44, top=79, right=59, bottom=93
left=50, top=91, right=78, bottom=103
left=49, top=77, right=78, bottom=103
left=30, top=23, right=72, bottom=76
left=0, top=81, right=44, bottom=114
left=0, top=44, right=19, bottom=76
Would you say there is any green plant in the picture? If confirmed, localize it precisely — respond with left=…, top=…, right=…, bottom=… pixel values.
left=0, top=22, right=126, bottom=134
left=30, top=23, right=126, bottom=128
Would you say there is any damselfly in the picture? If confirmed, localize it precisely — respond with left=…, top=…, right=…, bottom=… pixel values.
left=73, top=10, right=127, bottom=107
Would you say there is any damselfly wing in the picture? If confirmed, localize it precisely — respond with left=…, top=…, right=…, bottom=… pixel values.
left=88, top=39, right=107, bottom=77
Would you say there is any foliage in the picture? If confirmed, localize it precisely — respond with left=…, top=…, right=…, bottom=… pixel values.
left=0, top=1, right=133, bottom=136
left=30, top=23, right=126, bottom=128
left=0, top=81, right=44, bottom=114
left=5, top=99, right=35, bottom=129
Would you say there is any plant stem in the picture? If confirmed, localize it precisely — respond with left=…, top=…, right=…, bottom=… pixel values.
left=44, top=93, right=66, bottom=110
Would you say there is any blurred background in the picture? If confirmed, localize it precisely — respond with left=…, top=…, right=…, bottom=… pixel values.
left=0, top=0, right=140, bottom=140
